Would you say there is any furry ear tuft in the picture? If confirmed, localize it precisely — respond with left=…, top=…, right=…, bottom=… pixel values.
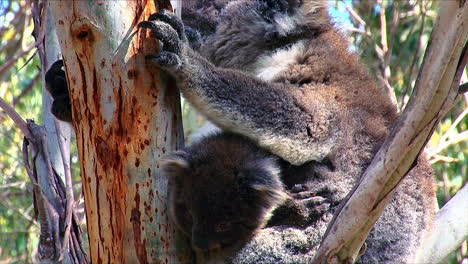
left=252, top=183, right=288, bottom=205
left=250, top=158, right=288, bottom=205
left=287, top=0, right=329, bottom=28
left=160, top=151, right=190, bottom=177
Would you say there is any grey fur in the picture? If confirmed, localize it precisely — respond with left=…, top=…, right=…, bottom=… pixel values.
left=161, top=133, right=290, bottom=263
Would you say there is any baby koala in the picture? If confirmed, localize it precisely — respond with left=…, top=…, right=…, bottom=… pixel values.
left=161, top=133, right=287, bottom=260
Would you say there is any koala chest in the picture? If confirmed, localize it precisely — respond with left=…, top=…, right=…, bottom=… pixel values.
left=253, top=41, right=306, bottom=82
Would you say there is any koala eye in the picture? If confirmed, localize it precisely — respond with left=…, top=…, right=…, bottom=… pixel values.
left=215, top=221, right=232, bottom=232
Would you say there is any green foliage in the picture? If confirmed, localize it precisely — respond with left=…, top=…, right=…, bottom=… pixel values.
left=0, top=1, right=466, bottom=263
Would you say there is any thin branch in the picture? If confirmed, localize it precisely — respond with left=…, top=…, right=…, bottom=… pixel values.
left=23, top=139, right=38, bottom=186
left=0, top=97, right=34, bottom=140
left=428, top=153, right=459, bottom=164
left=426, top=130, right=468, bottom=158
left=343, top=1, right=385, bottom=63
left=385, top=1, right=400, bottom=70
left=0, top=45, right=34, bottom=79
left=13, top=73, right=40, bottom=106
left=55, top=119, right=75, bottom=261
left=439, top=107, right=467, bottom=144
left=379, top=0, right=388, bottom=58
left=342, top=1, right=366, bottom=27
left=401, top=1, right=427, bottom=109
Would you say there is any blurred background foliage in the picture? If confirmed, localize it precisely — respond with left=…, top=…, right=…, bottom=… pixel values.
left=0, top=0, right=466, bottom=263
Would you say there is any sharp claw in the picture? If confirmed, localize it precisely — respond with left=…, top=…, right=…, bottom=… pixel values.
left=138, top=20, right=156, bottom=29
left=145, top=52, right=181, bottom=68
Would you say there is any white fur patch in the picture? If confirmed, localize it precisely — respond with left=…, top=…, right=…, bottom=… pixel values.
left=258, top=133, right=335, bottom=166
left=274, top=15, right=297, bottom=35
left=254, top=41, right=306, bottom=81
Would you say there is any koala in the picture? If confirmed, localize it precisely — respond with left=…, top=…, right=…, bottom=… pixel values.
left=45, top=60, right=72, bottom=122
left=161, top=133, right=284, bottom=262
left=45, top=0, right=436, bottom=263
left=161, top=132, right=331, bottom=263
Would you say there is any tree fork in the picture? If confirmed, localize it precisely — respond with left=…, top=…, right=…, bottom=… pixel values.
left=48, top=1, right=191, bottom=263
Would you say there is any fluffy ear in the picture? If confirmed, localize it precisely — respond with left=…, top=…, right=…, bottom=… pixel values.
left=285, top=0, right=329, bottom=27
left=251, top=183, right=288, bottom=206
left=160, top=151, right=190, bottom=178
left=247, top=158, right=289, bottom=205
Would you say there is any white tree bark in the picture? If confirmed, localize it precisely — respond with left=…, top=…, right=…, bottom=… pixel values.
left=48, top=1, right=191, bottom=263
left=415, top=184, right=468, bottom=263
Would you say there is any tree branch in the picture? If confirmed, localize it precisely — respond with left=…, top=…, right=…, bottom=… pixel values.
left=415, top=184, right=468, bottom=263
left=0, top=97, right=34, bottom=141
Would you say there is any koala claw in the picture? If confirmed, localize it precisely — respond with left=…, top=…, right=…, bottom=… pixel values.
left=139, top=20, right=181, bottom=54
left=148, top=9, right=186, bottom=42
left=146, top=52, right=182, bottom=71
left=290, top=184, right=330, bottom=216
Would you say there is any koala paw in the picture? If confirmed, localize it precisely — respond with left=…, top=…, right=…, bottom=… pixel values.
left=45, top=60, right=72, bottom=122
left=290, top=184, right=330, bottom=217
left=267, top=184, right=330, bottom=227
left=139, top=10, right=187, bottom=72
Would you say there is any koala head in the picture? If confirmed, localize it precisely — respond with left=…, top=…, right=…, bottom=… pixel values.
left=161, top=133, right=286, bottom=253
left=182, top=0, right=330, bottom=69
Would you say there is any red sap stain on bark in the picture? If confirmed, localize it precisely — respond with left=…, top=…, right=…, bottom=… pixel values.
left=113, top=76, right=125, bottom=137
left=58, top=20, right=64, bottom=25
left=95, top=136, right=121, bottom=172
left=131, top=188, right=148, bottom=264
left=156, top=0, right=174, bottom=11
left=128, top=69, right=138, bottom=79
left=92, top=68, right=101, bottom=120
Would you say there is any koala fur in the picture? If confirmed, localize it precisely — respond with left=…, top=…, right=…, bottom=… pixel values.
left=161, top=133, right=289, bottom=263
left=161, top=132, right=332, bottom=263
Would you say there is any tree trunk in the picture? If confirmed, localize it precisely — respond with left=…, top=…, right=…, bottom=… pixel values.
left=48, top=1, right=191, bottom=263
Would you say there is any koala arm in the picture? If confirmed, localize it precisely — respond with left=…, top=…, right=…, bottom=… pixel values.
left=140, top=11, right=338, bottom=165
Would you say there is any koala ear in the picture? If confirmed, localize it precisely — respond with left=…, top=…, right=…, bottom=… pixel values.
left=251, top=183, right=288, bottom=206
left=247, top=158, right=288, bottom=204
left=160, top=151, right=190, bottom=178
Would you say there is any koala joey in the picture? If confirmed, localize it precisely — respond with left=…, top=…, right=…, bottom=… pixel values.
left=45, top=0, right=436, bottom=263
left=161, top=133, right=284, bottom=262
left=161, top=132, right=331, bottom=263
left=45, top=60, right=72, bottom=122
